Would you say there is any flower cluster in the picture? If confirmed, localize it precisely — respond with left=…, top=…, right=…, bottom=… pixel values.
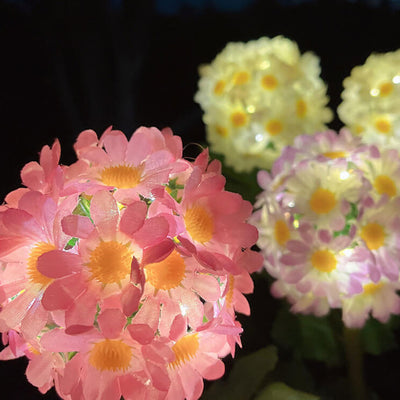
left=195, top=36, right=333, bottom=172
left=0, top=127, right=262, bottom=399
left=338, top=49, right=400, bottom=146
left=251, top=129, right=400, bottom=328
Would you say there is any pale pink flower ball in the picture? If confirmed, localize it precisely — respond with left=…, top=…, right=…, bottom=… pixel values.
left=0, top=126, right=262, bottom=400
left=251, top=129, right=400, bottom=328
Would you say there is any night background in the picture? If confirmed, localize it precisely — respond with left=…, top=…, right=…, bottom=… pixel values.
left=1, top=0, right=400, bottom=399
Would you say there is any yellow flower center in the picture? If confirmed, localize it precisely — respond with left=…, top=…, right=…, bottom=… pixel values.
left=215, top=125, right=229, bottom=137
left=374, top=175, right=396, bottom=197
left=353, top=124, right=365, bottom=135
left=274, top=219, right=290, bottom=246
left=27, top=242, right=57, bottom=286
left=379, top=81, right=393, bottom=97
left=363, top=281, right=384, bottom=296
left=214, top=80, right=225, bottom=95
left=225, top=275, right=235, bottom=307
left=184, top=206, right=214, bottom=243
left=323, top=151, right=347, bottom=159
left=230, top=111, right=248, bottom=127
left=170, top=334, right=199, bottom=369
left=360, top=223, right=385, bottom=250
left=233, top=71, right=250, bottom=85
left=261, top=74, right=278, bottom=90
left=311, top=249, right=337, bottom=273
left=88, top=241, right=133, bottom=285
left=296, top=99, right=307, bottom=118
left=265, top=120, right=283, bottom=136
left=89, top=339, right=132, bottom=372
left=309, top=188, right=336, bottom=214
left=145, top=250, right=186, bottom=290
left=100, top=164, right=142, bottom=189
left=374, top=118, right=391, bottom=134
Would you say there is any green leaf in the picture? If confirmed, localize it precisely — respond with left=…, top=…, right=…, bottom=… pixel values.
left=361, top=317, right=398, bottom=355
left=201, top=346, right=278, bottom=400
left=271, top=308, right=342, bottom=366
left=254, top=382, right=319, bottom=400
left=64, top=236, right=79, bottom=250
left=73, top=195, right=92, bottom=218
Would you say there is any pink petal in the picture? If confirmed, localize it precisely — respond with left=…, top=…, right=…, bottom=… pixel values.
left=74, top=129, right=99, bottom=156
left=147, top=361, right=170, bottom=392
left=20, top=299, right=48, bottom=340
left=65, top=291, right=98, bottom=334
left=193, top=274, right=220, bottom=302
left=141, top=239, right=174, bottom=265
left=98, top=308, right=125, bottom=338
left=169, top=314, right=187, bottom=342
left=121, top=283, right=142, bottom=316
left=0, top=288, right=36, bottom=331
left=41, top=329, right=95, bottom=352
left=127, top=324, right=154, bottom=345
left=90, top=191, right=119, bottom=240
left=41, top=274, right=85, bottom=311
left=26, top=353, right=54, bottom=388
left=21, top=161, right=45, bottom=191
left=135, top=217, right=169, bottom=248
left=180, top=365, right=204, bottom=400
left=194, top=353, right=225, bottom=380
left=119, top=201, right=147, bottom=237
left=102, top=130, right=128, bottom=162
left=62, top=215, right=94, bottom=238
left=37, top=250, right=81, bottom=278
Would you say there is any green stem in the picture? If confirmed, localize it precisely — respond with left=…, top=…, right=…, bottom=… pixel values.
left=343, top=327, right=367, bottom=400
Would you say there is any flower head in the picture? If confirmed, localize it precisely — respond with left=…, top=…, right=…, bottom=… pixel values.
left=338, top=49, right=400, bottom=146
left=195, top=36, right=332, bottom=171
left=0, top=127, right=259, bottom=399
left=252, top=130, right=400, bottom=327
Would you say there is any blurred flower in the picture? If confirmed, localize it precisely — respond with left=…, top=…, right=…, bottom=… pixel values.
left=338, top=49, right=400, bottom=147
left=0, top=127, right=262, bottom=399
left=251, top=129, right=400, bottom=328
left=195, top=36, right=332, bottom=172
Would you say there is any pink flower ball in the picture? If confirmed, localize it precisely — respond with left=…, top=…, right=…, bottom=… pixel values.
left=0, top=127, right=262, bottom=400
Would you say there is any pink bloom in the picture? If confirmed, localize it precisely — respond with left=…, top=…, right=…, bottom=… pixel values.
left=0, top=191, right=77, bottom=339
left=42, top=308, right=173, bottom=400
left=72, top=126, right=187, bottom=204
left=165, top=316, right=227, bottom=400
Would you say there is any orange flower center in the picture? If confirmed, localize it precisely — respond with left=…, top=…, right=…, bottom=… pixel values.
left=184, top=206, right=214, bottom=243
left=265, top=120, right=283, bottom=136
left=363, top=282, right=384, bottom=295
left=374, top=175, right=396, bottom=197
left=27, top=242, right=57, bottom=286
left=213, top=80, right=225, bottom=95
left=88, top=241, right=133, bottom=284
left=309, top=188, right=336, bottom=214
left=379, top=81, right=393, bottom=97
left=323, top=151, right=347, bottom=159
left=225, top=275, right=235, bottom=307
left=89, top=339, right=132, bottom=372
left=230, top=111, right=248, bottom=127
left=233, top=71, right=250, bottom=85
left=296, top=99, right=307, bottom=118
left=145, top=250, right=186, bottom=290
left=100, top=164, right=142, bottom=189
left=374, top=118, right=391, bottom=134
left=215, top=125, right=229, bottom=137
left=311, top=249, right=337, bottom=273
left=274, top=219, right=290, bottom=246
left=261, top=74, right=278, bottom=90
left=170, top=333, right=199, bottom=369
left=360, top=223, right=385, bottom=250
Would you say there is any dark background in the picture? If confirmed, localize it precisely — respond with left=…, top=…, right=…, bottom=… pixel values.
left=0, top=0, right=400, bottom=398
